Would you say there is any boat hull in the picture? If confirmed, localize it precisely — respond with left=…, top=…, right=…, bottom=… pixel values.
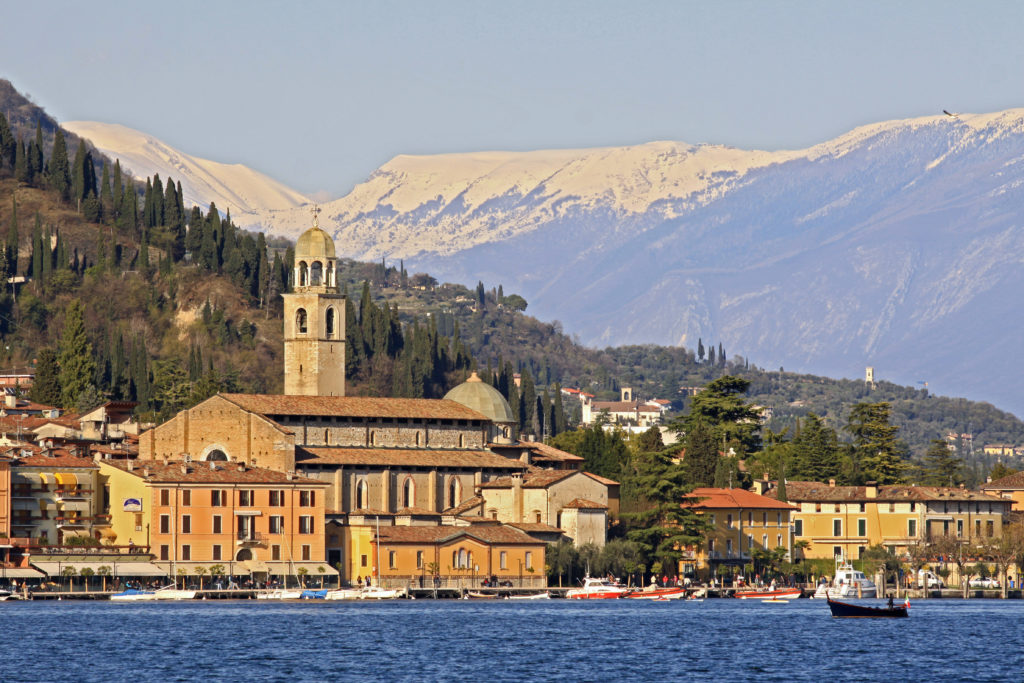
left=827, top=598, right=908, bottom=618
left=735, top=587, right=803, bottom=600
left=625, top=588, right=688, bottom=600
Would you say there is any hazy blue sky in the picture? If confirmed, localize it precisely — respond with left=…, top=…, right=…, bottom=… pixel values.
left=3, top=1, right=1022, bottom=197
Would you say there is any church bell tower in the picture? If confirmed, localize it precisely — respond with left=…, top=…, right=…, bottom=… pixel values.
left=282, top=207, right=346, bottom=396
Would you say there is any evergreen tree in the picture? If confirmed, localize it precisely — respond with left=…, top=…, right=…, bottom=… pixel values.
left=552, top=383, right=567, bottom=436
left=29, top=347, right=62, bottom=406
left=27, top=123, right=43, bottom=184
left=520, top=367, right=536, bottom=430
left=99, top=162, right=113, bottom=221
left=789, top=413, right=842, bottom=483
left=0, top=112, right=14, bottom=169
left=677, top=375, right=761, bottom=455
left=846, top=402, right=907, bottom=484
left=57, top=299, right=97, bottom=410
left=921, top=438, right=963, bottom=487
left=71, top=140, right=89, bottom=206
left=697, top=338, right=705, bottom=363
left=683, top=419, right=718, bottom=486
left=6, top=194, right=18, bottom=278
left=49, top=128, right=71, bottom=200
left=14, top=139, right=28, bottom=183
left=111, top=160, right=124, bottom=217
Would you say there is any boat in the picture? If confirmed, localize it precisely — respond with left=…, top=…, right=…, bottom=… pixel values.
left=325, top=587, right=364, bottom=600
left=506, top=591, right=551, bottom=600
left=827, top=597, right=908, bottom=618
left=256, top=589, right=304, bottom=600
left=300, top=589, right=328, bottom=599
left=464, top=591, right=498, bottom=600
left=155, top=586, right=196, bottom=600
left=624, top=587, right=688, bottom=600
left=565, top=576, right=630, bottom=600
left=357, top=585, right=406, bottom=600
left=735, top=586, right=803, bottom=600
left=110, top=588, right=158, bottom=602
left=0, top=589, right=22, bottom=601
left=761, top=598, right=790, bottom=604
left=813, top=559, right=877, bottom=599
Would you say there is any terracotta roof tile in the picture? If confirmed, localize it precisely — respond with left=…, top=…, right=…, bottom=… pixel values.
left=764, top=481, right=1006, bottom=503
left=685, top=487, right=798, bottom=510
left=375, top=524, right=542, bottom=546
left=105, top=459, right=325, bottom=485
left=220, top=393, right=491, bottom=421
left=478, top=469, right=576, bottom=489
left=562, top=498, right=608, bottom=510
left=443, top=495, right=483, bottom=516
left=517, top=440, right=584, bottom=462
left=297, top=447, right=524, bottom=470
left=394, top=507, right=441, bottom=517
left=982, top=471, right=1024, bottom=491
left=13, top=454, right=98, bottom=469
left=583, top=471, right=620, bottom=486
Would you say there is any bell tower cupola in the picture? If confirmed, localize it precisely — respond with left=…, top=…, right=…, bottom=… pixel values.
left=282, top=206, right=346, bottom=396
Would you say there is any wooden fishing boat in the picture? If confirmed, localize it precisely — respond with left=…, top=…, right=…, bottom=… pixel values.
left=735, top=586, right=802, bottom=600
left=624, top=587, right=688, bottom=600
left=827, top=597, right=908, bottom=618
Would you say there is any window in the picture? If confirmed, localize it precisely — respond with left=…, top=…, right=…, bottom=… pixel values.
left=859, top=503, right=865, bottom=512
left=975, top=520, right=981, bottom=537
left=296, top=308, right=308, bottom=334
left=310, top=261, right=323, bottom=286
left=525, top=552, right=533, bottom=570
left=815, top=503, right=821, bottom=512
left=299, top=516, right=314, bottom=534
left=239, top=490, right=255, bottom=506
left=709, top=538, right=716, bottom=552
left=857, top=519, right=866, bottom=537
left=135, top=513, right=143, bottom=532
left=909, top=519, right=917, bottom=537
left=160, top=545, right=169, bottom=561
left=987, top=521, right=994, bottom=538
left=272, top=545, right=281, bottom=561
left=212, top=545, right=222, bottom=561
left=761, top=534, right=768, bottom=548
left=211, top=490, right=225, bottom=506
left=834, top=504, right=841, bottom=513
left=181, top=545, right=191, bottom=561
left=326, top=307, right=336, bottom=337
left=910, top=502, right=916, bottom=512
left=832, top=546, right=842, bottom=557
left=777, top=534, right=782, bottom=548
left=160, top=489, right=170, bottom=506
left=181, top=515, right=191, bottom=534
left=403, top=479, right=414, bottom=508
left=762, top=512, right=767, bottom=525
left=213, top=515, right=222, bottom=534
left=794, top=519, right=803, bottom=536
left=833, top=519, right=842, bottom=537
left=747, top=534, right=754, bottom=550
left=748, top=512, right=753, bottom=525
left=357, top=480, right=368, bottom=509
left=957, top=520, right=964, bottom=538
left=726, top=514, right=733, bottom=529
left=709, top=514, right=716, bottom=526
left=182, top=490, right=191, bottom=506
left=302, top=545, right=311, bottom=561
left=300, top=490, right=315, bottom=507
left=416, top=551, right=424, bottom=569
left=270, top=516, right=284, bottom=534
left=159, top=514, right=170, bottom=534
left=776, top=512, right=782, bottom=525
left=448, top=478, right=461, bottom=508
left=500, top=551, right=507, bottom=570
left=389, top=551, right=397, bottom=569
left=726, top=539, right=733, bottom=555
left=534, top=511, right=542, bottom=523
left=270, top=490, right=285, bottom=507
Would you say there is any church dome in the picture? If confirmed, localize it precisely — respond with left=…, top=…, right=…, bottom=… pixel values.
left=295, top=226, right=336, bottom=260
left=444, top=372, right=515, bottom=424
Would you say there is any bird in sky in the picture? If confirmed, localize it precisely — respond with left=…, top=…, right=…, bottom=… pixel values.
left=943, top=109, right=960, bottom=118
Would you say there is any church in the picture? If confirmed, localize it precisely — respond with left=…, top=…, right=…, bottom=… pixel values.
left=136, top=213, right=614, bottom=586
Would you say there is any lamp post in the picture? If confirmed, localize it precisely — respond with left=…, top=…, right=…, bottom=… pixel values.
left=518, top=559, right=522, bottom=588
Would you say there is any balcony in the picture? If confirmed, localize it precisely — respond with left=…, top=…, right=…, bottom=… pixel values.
left=55, top=488, right=91, bottom=502
left=92, top=514, right=112, bottom=526
left=236, top=532, right=267, bottom=547
left=55, top=516, right=87, bottom=528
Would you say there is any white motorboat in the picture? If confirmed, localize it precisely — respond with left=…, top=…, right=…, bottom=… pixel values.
left=0, top=589, right=22, bottom=601
left=506, top=591, right=551, bottom=600
left=565, top=576, right=630, bottom=600
left=325, top=587, right=364, bottom=600
left=357, top=585, right=406, bottom=600
left=256, top=589, right=304, bottom=600
left=110, top=588, right=158, bottom=602
left=813, top=560, right=877, bottom=599
left=155, top=586, right=197, bottom=600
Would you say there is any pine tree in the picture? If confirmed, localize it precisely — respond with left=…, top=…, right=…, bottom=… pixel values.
left=922, top=438, right=963, bottom=487
left=29, top=347, right=62, bottom=406
left=0, top=112, right=14, bottom=169
left=30, top=213, right=42, bottom=285
left=49, top=128, right=71, bottom=200
left=57, top=299, right=97, bottom=409
left=846, top=402, right=907, bottom=484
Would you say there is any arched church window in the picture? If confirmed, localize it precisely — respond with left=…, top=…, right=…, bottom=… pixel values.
left=310, top=261, right=323, bottom=286
left=448, top=477, right=461, bottom=509
left=296, top=308, right=308, bottom=334
left=356, top=479, right=368, bottom=510
left=204, top=449, right=228, bottom=462
left=327, top=262, right=335, bottom=287
left=298, top=261, right=309, bottom=287
left=326, top=307, right=336, bottom=337
left=403, top=478, right=415, bottom=508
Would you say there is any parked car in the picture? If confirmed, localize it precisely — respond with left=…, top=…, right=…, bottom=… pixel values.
left=916, top=570, right=945, bottom=588
left=969, top=577, right=1000, bottom=589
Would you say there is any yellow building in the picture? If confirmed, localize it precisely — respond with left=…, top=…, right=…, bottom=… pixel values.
left=99, top=459, right=331, bottom=581
left=7, top=447, right=101, bottom=545
left=981, top=471, right=1024, bottom=512
left=758, top=480, right=1011, bottom=560
left=682, top=487, right=797, bottom=576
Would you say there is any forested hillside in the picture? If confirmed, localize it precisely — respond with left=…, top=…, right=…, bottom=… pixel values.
left=2, top=83, right=1022, bottom=481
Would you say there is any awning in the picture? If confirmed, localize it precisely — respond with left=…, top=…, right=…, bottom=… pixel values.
left=38, top=473, right=50, bottom=484
left=61, top=530, right=91, bottom=540
left=242, top=559, right=271, bottom=574
left=54, top=472, right=78, bottom=488
left=31, top=561, right=168, bottom=577
left=0, top=567, right=44, bottom=578
left=97, top=528, right=118, bottom=540
left=59, top=500, right=90, bottom=512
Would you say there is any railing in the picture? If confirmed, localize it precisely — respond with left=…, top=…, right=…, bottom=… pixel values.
left=382, top=574, right=547, bottom=591
left=236, top=532, right=267, bottom=544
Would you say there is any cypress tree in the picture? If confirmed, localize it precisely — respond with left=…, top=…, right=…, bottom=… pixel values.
left=29, top=347, right=62, bottom=406
left=57, top=299, right=97, bottom=409
left=0, top=112, right=14, bottom=169
left=71, top=140, right=88, bottom=206
left=150, top=174, right=164, bottom=227
left=49, top=128, right=71, bottom=200
left=6, top=194, right=18, bottom=278
left=99, top=162, right=113, bottom=221
left=520, top=367, right=536, bottom=430
left=552, top=383, right=567, bottom=436
left=185, top=206, right=204, bottom=254
left=30, top=213, right=42, bottom=285
left=14, top=139, right=29, bottom=183
left=111, top=160, right=123, bottom=217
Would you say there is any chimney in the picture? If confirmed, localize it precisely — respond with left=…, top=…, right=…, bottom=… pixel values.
left=142, top=467, right=150, bottom=477
left=180, top=463, right=189, bottom=475
left=237, top=463, right=246, bottom=472
left=829, top=479, right=836, bottom=488
left=286, top=470, right=295, bottom=481
left=865, top=481, right=878, bottom=499
left=752, top=479, right=767, bottom=495
left=5, top=394, right=15, bottom=408
left=127, top=460, right=135, bottom=471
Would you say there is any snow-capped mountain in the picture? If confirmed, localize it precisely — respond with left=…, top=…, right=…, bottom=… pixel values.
left=67, top=112, right=1024, bottom=417
left=61, top=121, right=311, bottom=224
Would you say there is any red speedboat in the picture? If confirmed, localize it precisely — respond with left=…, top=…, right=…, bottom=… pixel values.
left=566, top=576, right=630, bottom=599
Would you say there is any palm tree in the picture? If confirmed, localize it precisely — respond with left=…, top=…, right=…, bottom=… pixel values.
left=79, top=567, right=95, bottom=592
left=194, top=566, right=208, bottom=590
left=61, top=566, right=77, bottom=592
left=297, top=567, right=308, bottom=588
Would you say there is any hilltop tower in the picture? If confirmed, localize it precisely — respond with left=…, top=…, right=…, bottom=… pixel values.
left=282, top=208, right=346, bottom=396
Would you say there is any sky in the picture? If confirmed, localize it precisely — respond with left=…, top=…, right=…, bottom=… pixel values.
left=4, top=0, right=1024, bottom=198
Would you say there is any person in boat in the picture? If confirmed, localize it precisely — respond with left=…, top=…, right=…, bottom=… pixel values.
left=887, top=594, right=895, bottom=608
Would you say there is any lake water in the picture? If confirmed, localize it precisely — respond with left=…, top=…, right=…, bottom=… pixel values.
left=2, top=598, right=1023, bottom=682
